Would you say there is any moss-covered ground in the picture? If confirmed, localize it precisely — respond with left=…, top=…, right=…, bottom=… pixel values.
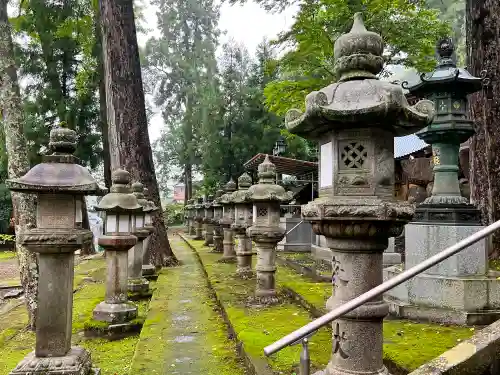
left=0, top=251, right=16, bottom=261
left=129, top=237, right=246, bottom=375
left=0, top=254, right=147, bottom=375
left=185, top=237, right=475, bottom=373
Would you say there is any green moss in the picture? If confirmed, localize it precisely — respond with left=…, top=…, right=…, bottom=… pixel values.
left=191, top=240, right=331, bottom=373
left=489, top=259, right=500, bottom=271
left=130, top=239, right=245, bottom=375
left=186, top=237, right=476, bottom=373
left=0, top=255, right=140, bottom=375
left=0, top=251, right=16, bottom=261
left=383, top=320, right=474, bottom=370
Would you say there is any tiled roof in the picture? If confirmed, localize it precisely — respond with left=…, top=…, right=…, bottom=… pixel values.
left=394, top=134, right=428, bottom=159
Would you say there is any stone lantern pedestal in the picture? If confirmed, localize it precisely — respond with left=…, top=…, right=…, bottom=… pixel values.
left=383, top=38, right=500, bottom=325
left=7, top=127, right=102, bottom=375
left=219, top=178, right=237, bottom=262
left=203, top=195, right=215, bottom=246
left=247, top=156, right=289, bottom=303
left=142, top=188, right=159, bottom=280
left=285, top=13, right=434, bottom=375
left=212, top=190, right=224, bottom=253
left=93, top=170, right=141, bottom=324
left=232, top=172, right=254, bottom=278
left=193, top=197, right=204, bottom=240
left=128, top=182, right=150, bottom=294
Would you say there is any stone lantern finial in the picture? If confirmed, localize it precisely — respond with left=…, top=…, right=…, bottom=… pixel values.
left=437, top=37, right=454, bottom=61
left=238, top=172, right=252, bottom=189
left=48, top=126, right=77, bottom=154
left=257, top=155, right=276, bottom=184
left=225, top=177, right=237, bottom=192
left=333, top=13, right=384, bottom=81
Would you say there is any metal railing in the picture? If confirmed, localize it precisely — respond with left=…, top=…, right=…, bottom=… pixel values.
left=264, top=219, right=500, bottom=374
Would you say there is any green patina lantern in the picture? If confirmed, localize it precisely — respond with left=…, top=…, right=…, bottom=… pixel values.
left=405, top=37, right=485, bottom=223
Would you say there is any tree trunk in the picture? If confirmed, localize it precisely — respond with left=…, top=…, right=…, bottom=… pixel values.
left=94, top=1, right=112, bottom=189
left=466, top=0, right=500, bottom=258
left=0, top=0, right=39, bottom=329
left=99, top=0, right=177, bottom=266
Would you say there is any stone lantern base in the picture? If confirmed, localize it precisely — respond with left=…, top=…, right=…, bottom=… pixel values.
left=93, top=301, right=138, bottom=323
left=142, top=264, right=156, bottom=277
left=127, top=277, right=150, bottom=294
left=384, top=213, right=500, bottom=325
left=10, top=347, right=100, bottom=375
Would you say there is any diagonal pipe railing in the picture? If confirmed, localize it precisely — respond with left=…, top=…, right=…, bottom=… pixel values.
left=264, top=219, right=500, bottom=357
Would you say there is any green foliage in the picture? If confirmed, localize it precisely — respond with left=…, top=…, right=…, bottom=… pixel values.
left=255, top=0, right=451, bottom=116
left=163, top=203, right=185, bottom=226
left=10, top=0, right=102, bottom=168
left=143, top=0, right=220, bottom=192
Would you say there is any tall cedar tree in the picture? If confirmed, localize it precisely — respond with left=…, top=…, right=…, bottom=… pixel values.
left=466, top=0, right=500, bottom=257
left=143, top=0, right=220, bottom=201
left=0, top=0, right=39, bottom=329
left=99, top=0, right=177, bottom=266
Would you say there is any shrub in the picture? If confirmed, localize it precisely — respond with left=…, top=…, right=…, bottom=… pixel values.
left=163, top=203, right=185, bottom=226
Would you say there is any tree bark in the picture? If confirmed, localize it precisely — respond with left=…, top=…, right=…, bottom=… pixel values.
left=94, top=1, right=112, bottom=189
left=0, top=0, right=39, bottom=329
left=99, top=0, right=177, bottom=266
left=466, top=0, right=500, bottom=258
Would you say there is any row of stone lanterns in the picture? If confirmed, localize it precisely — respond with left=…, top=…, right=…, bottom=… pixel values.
left=6, top=127, right=161, bottom=375
left=185, top=155, right=290, bottom=303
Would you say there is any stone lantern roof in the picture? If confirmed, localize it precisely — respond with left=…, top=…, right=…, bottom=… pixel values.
left=7, top=127, right=104, bottom=194
left=404, top=38, right=483, bottom=96
left=143, top=187, right=160, bottom=213
left=232, top=172, right=253, bottom=204
left=212, top=189, right=224, bottom=207
left=247, top=155, right=290, bottom=203
left=285, top=13, right=435, bottom=139
left=95, top=169, right=142, bottom=213
left=132, top=182, right=150, bottom=209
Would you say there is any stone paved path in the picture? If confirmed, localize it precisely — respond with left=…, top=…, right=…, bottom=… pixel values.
left=162, top=236, right=246, bottom=375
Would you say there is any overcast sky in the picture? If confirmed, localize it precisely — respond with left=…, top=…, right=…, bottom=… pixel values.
left=138, top=1, right=298, bottom=142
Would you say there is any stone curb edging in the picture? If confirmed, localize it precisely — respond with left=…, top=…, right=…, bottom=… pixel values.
left=276, top=256, right=331, bottom=283
left=179, top=234, right=274, bottom=375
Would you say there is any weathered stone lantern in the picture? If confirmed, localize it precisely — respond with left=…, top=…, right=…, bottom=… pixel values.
left=128, top=182, right=151, bottom=293
left=231, top=172, right=254, bottom=278
left=93, top=169, right=141, bottom=324
left=142, top=188, right=159, bottom=278
left=404, top=37, right=483, bottom=219
left=219, top=178, right=237, bottom=262
left=285, top=13, right=434, bottom=375
left=203, top=195, right=215, bottom=246
left=247, top=156, right=289, bottom=303
left=212, top=190, right=224, bottom=253
left=185, top=199, right=193, bottom=236
left=193, top=197, right=204, bottom=240
left=7, top=127, right=103, bottom=375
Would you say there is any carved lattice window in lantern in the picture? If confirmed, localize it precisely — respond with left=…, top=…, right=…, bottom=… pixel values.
left=341, top=142, right=368, bottom=169
left=258, top=207, right=268, bottom=217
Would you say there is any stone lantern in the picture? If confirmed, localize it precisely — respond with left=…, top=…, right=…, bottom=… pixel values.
left=203, top=195, right=215, bottom=246
left=185, top=199, right=193, bottom=236
left=404, top=37, right=483, bottom=218
left=7, top=127, right=102, bottom=375
left=247, top=156, right=289, bottom=303
left=212, top=190, right=225, bottom=253
left=382, top=38, right=497, bottom=325
left=193, top=197, right=204, bottom=240
left=93, top=169, right=142, bottom=324
left=231, top=172, right=254, bottom=278
left=285, top=13, right=434, bottom=375
left=142, top=188, right=159, bottom=279
left=219, top=178, right=237, bottom=262
left=128, top=182, right=151, bottom=293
